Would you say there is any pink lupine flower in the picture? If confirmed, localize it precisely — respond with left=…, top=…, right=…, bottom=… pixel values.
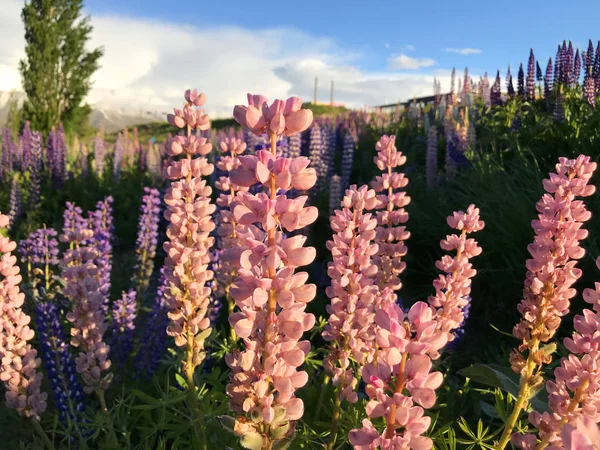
left=349, top=302, right=447, bottom=449
left=163, top=91, right=216, bottom=384
left=322, top=185, right=379, bottom=404
left=225, top=95, right=316, bottom=447
left=215, top=137, right=249, bottom=329
left=511, top=156, right=596, bottom=375
left=514, top=256, right=600, bottom=448
left=428, top=204, right=484, bottom=342
left=0, top=213, right=47, bottom=420
left=370, top=135, right=411, bottom=292
left=551, top=416, right=600, bottom=450
left=62, top=228, right=112, bottom=395
left=233, top=94, right=313, bottom=137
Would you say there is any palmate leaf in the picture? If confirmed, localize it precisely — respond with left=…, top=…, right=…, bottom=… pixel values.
left=458, top=363, right=549, bottom=412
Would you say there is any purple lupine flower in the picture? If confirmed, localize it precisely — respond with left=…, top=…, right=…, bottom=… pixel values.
left=63, top=202, right=88, bottom=241
left=565, top=40, right=574, bottom=84
left=110, top=289, right=137, bottom=367
left=21, top=121, right=33, bottom=172
left=560, top=41, right=570, bottom=85
left=506, top=66, right=515, bottom=98
left=308, top=122, right=325, bottom=196
left=426, top=126, right=438, bottom=187
left=554, top=45, right=562, bottom=87
left=536, top=61, right=543, bottom=83
left=573, top=48, right=581, bottom=85
left=8, top=175, right=21, bottom=231
left=517, top=63, right=525, bottom=97
left=526, top=49, right=536, bottom=101
left=78, top=141, right=89, bottom=178
left=28, top=131, right=42, bottom=210
left=55, top=123, right=67, bottom=185
left=584, top=67, right=596, bottom=108
left=94, top=134, right=106, bottom=177
left=321, top=125, right=335, bottom=183
left=134, top=268, right=169, bottom=380
left=88, top=197, right=114, bottom=303
left=491, top=70, right=502, bottom=106
left=594, top=40, right=600, bottom=96
left=545, top=57, right=554, bottom=100
left=287, top=132, right=301, bottom=159
left=2, top=127, right=13, bottom=180
left=36, top=301, right=85, bottom=426
left=447, top=296, right=472, bottom=350
left=328, top=174, right=342, bottom=217
left=585, top=40, right=595, bottom=75
left=340, top=130, right=354, bottom=190
left=132, top=187, right=161, bottom=296
left=113, top=133, right=123, bottom=182
left=19, top=227, right=60, bottom=297
left=554, top=91, right=565, bottom=121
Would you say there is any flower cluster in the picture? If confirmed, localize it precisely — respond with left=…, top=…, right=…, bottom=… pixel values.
left=341, top=131, right=355, bottom=190
left=18, top=227, right=60, bottom=297
left=62, top=228, right=111, bottom=394
left=511, top=156, right=596, bottom=375
left=94, top=133, right=106, bottom=177
left=349, top=302, right=447, bottom=450
left=110, top=289, right=137, bottom=369
left=88, top=197, right=114, bottom=302
left=323, top=185, right=379, bottom=404
left=35, top=301, right=85, bottom=426
left=0, top=213, right=47, bottom=420
left=8, top=175, right=21, bottom=230
left=426, top=126, right=438, bottom=187
left=328, top=175, right=342, bottom=217
left=163, top=89, right=216, bottom=380
left=132, top=187, right=161, bottom=296
left=225, top=94, right=315, bottom=447
left=428, top=205, right=484, bottom=343
left=370, top=135, right=411, bottom=293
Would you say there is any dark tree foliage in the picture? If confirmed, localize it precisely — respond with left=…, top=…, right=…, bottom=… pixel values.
left=19, top=0, right=103, bottom=135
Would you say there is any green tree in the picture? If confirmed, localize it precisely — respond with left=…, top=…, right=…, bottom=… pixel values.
left=19, top=0, right=103, bottom=135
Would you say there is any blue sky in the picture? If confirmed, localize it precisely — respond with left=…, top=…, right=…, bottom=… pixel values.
left=2, top=0, right=599, bottom=116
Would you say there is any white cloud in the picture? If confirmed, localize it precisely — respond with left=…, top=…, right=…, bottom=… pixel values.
left=405, top=44, right=415, bottom=51
left=1, top=0, right=453, bottom=116
left=384, top=42, right=391, bottom=49
left=445, top=48, right=482, bottom=56
left=388, top=53, right=436, bottom=70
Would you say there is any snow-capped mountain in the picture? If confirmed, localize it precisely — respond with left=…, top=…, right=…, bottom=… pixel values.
left=0, top=90, right=167, bottom=132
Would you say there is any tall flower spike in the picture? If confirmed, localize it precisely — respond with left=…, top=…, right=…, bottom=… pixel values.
left=215, top=136, right=248, bottom=333
left=370, top=135, right=411, bottom=293
left=163, top=90, right=216, bottom=388
left=348, top=302, right=447, bottom=450
left=428, top=205, right=484, bottom=343
left=62, top=227, right=112, bottom=395
left=8, top=174, right=21, bottom=231
left=132, top=187, right=161, bottom=298
left=94, top=132, right=106, bottom=177
left=322, top=185, right=379, bottom=447
left=328, top=175, right=342, bottom=218
left=498, top=155, right=597, bottom=449
left=308, top=122, right=326, bottom=197
left=225, top=94, right=317, bottom=448
left=109, top=289, right=137, bottom=370
left=341, top=131, right=355, bottom=190
left=545, top=57, right=554, bottom=101
left=491, top=70, right=502, bottom=106
left=88, top=196, right=114, bottom=306
left=518, top=63, right=525, bottom=97
left=527, top=49, right=536, bottom=101
left=426, top=126, right=438, bottom=187
left=0, top=213, right=47, bottom=420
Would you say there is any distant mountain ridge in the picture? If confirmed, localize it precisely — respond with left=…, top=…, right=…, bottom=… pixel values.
left=0, top=90, right=166, bottom=132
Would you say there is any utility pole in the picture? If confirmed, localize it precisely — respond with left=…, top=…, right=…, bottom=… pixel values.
left=314, top=77, right=318, bottom=104
left=330, top=80, right=334, bottom=106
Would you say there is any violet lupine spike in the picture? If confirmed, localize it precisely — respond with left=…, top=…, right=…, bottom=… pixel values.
left=321, top=125, right=335, bottom=184
left=573, top=48, right=581, bottom=85
left=491, top=70, right=502, bottom=106
left=1, top=127, right=12, bottom=181
left=554, top=91, right=565, bottom=122
left=526, top=49, right=536, bottom=101
left=8, top=175, right=21, bottom=231
left=322, top=185, right=379, bottom=406
left=340, top=131, right=355, bottom=190
left=585, top=40, right=595, bottom=75
left=55, top=123, right=67, bottom=185
left=134, top=267, right=169, bottom=380
left=28, top=131, right=42, bottom=210
left=545, top=57, right=554, bottom=100
left=0, top=213, right=47, bottom=420
left=109, top=289, right=137, bottom=368
left=61, top=228, right=112, bottom=395
left=506, top=65, right=513, bottom=96
left=594, top=41, right=600, bottom=95
left=426, top=125, right=438, bottom=187
left=428, top=205, right=484, bottom=343
left=132, top=187, right=161, bottom=297
left=308, top=122, right=326, bottom=196
left=370, top=135, right=411, bottom=293
left=584, top=66, right=596, bottom=108
left=88, top=197, right=114, bottom=306
left=63, top=202, right=88, bottom=243
left=560, top=41, right=570, bottom=85
left=35, top=301, right=85, bottom=426
left=163, top=90, right=215, bottom=383
left=536, top=61, right=543, bottom=83
left=566, top=41, right=574, bottom=84
left=554, top=45, right=562, bottom=88
left=21, top=121, right=32, bottom=172
left=518, top=63, right=525, bottom=97
left=287, top=132, right=301, bottom=159
left=94, top=134, right=106, bottom=177
left=328, top=174, right=342, bottom=217
left=509, top=156, right=596, bottom=378
left=225, top=94, right=316, bottom=447
left=113, top=133, right=124, bottom=183
left=18, top=227, right=60, bottom=298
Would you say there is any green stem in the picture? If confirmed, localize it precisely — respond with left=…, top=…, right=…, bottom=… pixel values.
left=326, top=389, right=342, bottom=450
left=314, top=374, right=330, bottom=421
left=96, top=389, right=119, bottom=444
left=32, top=419, right=55, bottom=450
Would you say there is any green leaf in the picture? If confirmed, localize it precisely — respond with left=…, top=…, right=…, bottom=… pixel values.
left=175, top=373, right=188, bottom=390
